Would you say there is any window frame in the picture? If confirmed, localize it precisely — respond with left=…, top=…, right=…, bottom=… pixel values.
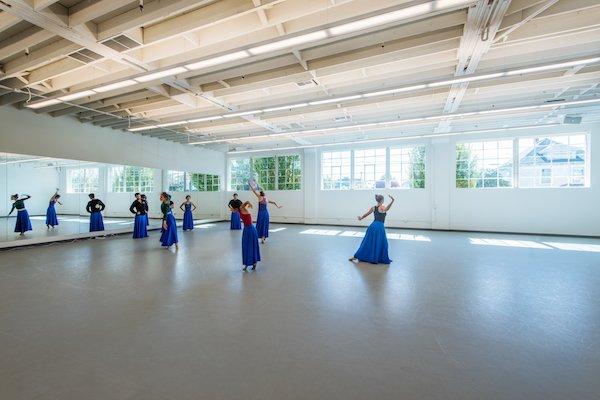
left=229, top=154, right=302, bottom=191
left=66, top=167, right=100, bottom=193
left=455, top=139, right=515, bottom=189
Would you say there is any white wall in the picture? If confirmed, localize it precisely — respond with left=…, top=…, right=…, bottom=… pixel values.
left=0, top=107, right=227, bottom=220
left=0, top=164, right=60, bottom=216
left=226, top=123, right=600, bottom=236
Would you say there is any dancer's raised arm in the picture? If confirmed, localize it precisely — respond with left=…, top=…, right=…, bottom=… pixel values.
left=385, top=195, right=395, bottom=212
left=357, top=207, right=374, bottom=221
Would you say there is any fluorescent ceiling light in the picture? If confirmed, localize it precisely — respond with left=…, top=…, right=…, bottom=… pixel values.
left=364, top=84, right=427, bottom=97
left=263, top=103, right=309, bottom=112
left=328, top=3, right=433, bottom=36
left=506, top=57, right=600, bottom=76
left=427, top=73, right=504, bottom=87
left=223, top=110, right=262, bottom=118
left=25, top=99, right=62, bottom=109
left=187, top=116, right=224, bottom=123
left=135, top=67, right=188, bottom=83
left=58, top=90, right=96, bottom=101
left=128, top=125, right=157, bottom=132
left=185, top=51, right=250, bottom=70
left=156, top=121, right=186, bottom=128
left=248, top=31, right=328, bottom=55
left=308, top=95, right=363, bottom=105
left=94, top=80, right=138, bottom=93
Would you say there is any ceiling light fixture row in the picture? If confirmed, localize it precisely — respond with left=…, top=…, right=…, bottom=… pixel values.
left=25, top=0, right=474, bottom=110
left=187, top=98, right=600, bottom=145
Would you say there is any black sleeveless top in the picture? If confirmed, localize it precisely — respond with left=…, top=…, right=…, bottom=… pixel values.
left=373, top=206, right=386, bottom=223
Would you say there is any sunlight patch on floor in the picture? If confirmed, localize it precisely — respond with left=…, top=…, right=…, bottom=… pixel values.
left=269, top=228, right=287, bottom=232
left=470, top=238, right=552, bottom=249
left=543, top=242, right=600, bottom=253
left=300, top=229, right=342, bottom=236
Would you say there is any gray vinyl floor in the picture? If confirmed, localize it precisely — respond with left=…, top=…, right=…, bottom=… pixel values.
left=0, top=222, right=599, bottom=400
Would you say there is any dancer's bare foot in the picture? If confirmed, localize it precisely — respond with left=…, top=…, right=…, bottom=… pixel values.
left=251, top=264, right=256, bottom=270
left=349, top=257, right=357, bottom=262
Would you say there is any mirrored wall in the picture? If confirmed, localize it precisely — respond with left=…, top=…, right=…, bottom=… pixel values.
left=0, top=152, right=222, bottom=246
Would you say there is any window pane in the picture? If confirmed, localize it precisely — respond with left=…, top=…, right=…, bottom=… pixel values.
left=390, top=145, right=426, bottom=189
left=321, top=151, right=351, bottom=190
left=167, top=170, right=185, bottom=192
left=456, top=141, right=513, bottom=189
left=66, top=168, right=99, bottom=193
left=110, top=166, right=154, bottom=193
left=229, top=158, right=251, bottom=191
left=277, top=155, right=301, bottom=190
left=518, top=134, right=587, bottom=188
left=353, top=148, right=386, bottom=189
left=251, top=157, right=276, bottom=190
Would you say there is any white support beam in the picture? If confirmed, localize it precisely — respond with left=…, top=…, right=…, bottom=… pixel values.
left=0, top=11, right=20, bottom=31
left=0, top=26, right=55, bottom=60
left=494, top=0, right=560, bottom=43
left=68, top=0, right=133, bottom=27
left=34, top=0, right=61, bottom=10
left=2, top=38, right=81, bottom=77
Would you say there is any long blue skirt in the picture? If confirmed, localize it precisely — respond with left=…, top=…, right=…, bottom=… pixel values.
left=145, top=214, right=150, bottom=226
left=230, top=211, right=241, bottom=230
left=133, top=214, right=148, bottom=239
left=182, top=210, right=194, bottom=231
left=242, top=224, right=261, bottom=266
left=353, top=221, right=392, bottom=264
left=255, top=208, right=269, bottom=238
left=15, top=209, right=32, bottom=233
left=89, top=211, right=104, bottom=232
left=160, top=214, right=178, bottom=247
left=46, top=204, right=59, bottom=227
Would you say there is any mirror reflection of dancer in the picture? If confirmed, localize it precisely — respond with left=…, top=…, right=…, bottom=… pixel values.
left=86, top=193, right=106, bottom=232
left=8, top=193, right=32, bottom=236
left=250, top=184, right=282, bottom=244
left=141, top=194, right=149, bottom=226
left=228, top=193, right=242, bottom=230
left=349, top=195, right=395, bottom=264
left=240, top=201, right=260, bottom=271
left=159, top=192, right=178, bottom=250
left=46, top=189, right=62, bottom=229
left=130, top=192, right=148, bottom=239
left=180, top=195, right=197, bottom=231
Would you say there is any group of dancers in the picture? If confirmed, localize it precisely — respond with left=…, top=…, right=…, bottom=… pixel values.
left=7, top=185, right=395, bottom=269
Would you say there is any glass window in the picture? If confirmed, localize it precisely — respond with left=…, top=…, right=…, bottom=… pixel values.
left=167, top=170, right=185, bottom=192
left=109, top=166, right=154, bottom=192
left=229, top=158, right=252, bottom=191
left=206, top=175, right=220, bottom=192
left=518, top=134, right=587, bottom=188
left=456, top=140, right=514, bottom=188
left=66, top=168, right=99, bottom=193
left=252, top=157, right=276, bottom=190
left=277, top=155, right=301, bottom=190
left=390, top=146, right=426, bottom=189
left=353, top=148, right=387, bottom=189
left=321, top=151, right=351, bottom=190
left=188, top=173, right=205, bottom=191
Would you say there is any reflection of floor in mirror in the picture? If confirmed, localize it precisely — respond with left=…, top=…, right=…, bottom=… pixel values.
left=0, top=215, right=163, bottom=242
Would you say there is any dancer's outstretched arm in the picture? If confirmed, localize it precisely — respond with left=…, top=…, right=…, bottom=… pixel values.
left=385, top=195, right=395, bottom=212
left=268, top=200, right=282, bottom=209
left=357, top=207, right=374, bottom=221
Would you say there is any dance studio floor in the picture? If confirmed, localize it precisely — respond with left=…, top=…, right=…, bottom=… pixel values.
left=0, top=222, right=599, bottom=400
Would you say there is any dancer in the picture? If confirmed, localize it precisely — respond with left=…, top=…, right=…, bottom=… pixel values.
left=180, top=195, right=196, bottom=231
left=46, top=189, right=62, bottom=228
left=250, top=185, right=282, bottom=243
left=8, top=194, right=32, bottom=236
left=130, top=193, right=148, bottom=239
left=228, top=193, right=242, bottom=230
left=239, top=201, right=260, bottom=271
left=159, top=192, right=178, bottom=249
left=86, top=193, right=106, bottom=232
left=350, top=195, right=394, bottom=264
left=141, top=194, right=150, bottom=226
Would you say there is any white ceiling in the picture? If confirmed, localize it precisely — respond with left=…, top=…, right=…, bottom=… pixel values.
left=0, top=0, right=599, bottom=153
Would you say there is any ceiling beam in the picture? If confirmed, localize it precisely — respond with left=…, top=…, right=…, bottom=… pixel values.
left=68, top=0, right=133, bottom=27
left=0, top=11, right=20, bottom=31
left=0, top=26, right=55, bottom=60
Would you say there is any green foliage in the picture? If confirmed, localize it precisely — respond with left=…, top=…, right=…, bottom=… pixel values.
left=409, top=146, right=426, bottom=188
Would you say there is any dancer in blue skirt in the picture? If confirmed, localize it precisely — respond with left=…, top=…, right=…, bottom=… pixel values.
left=46, top=189, right=62, bottom=229
left=159, top=192, right=178, bottom=250
left=250, top=186, right=282, bottom=243
left=350, top=195, right=395, bottom=264
left=86, top=193, right=106, bottom=232
left=180, top=195, right=196, bottom=231
left=228, top=193, right=242, bottom=230
left=8, top=194, right=32, bottom=236
left=141, top=194, right=150, bottom=226
left=130, top=192, right=148, bottom=239
left=240, top=201, right=260, bottom=271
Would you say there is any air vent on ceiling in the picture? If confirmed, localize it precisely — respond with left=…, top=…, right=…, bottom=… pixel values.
left=295, top=79, right=317, bottom=88
left=102, top=35, right=142, bottom=52
left=69, top=49, right=103, bottom=63
left=563, top=114, right=582, bottom=124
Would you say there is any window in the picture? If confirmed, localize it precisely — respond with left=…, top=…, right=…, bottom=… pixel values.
left=252, top=157, right=276, bottom=190
left=277, top=155, right=301, bottom=190
left=229, top=158, right=252, bottom=191
left=353, top=148, right=386, bottom=189
left=518, top=134, right=587, bottom=188
left=229, top=155, right=301, bottom=191
left=188, top=173, right=205, bottom=191
left=109, top=166, right=154, bottom=192
left=66, top=168, right=99, bottom=193
left=456, top=140, right=513, bottom=188
left=206, top=175, right=220, bottom=192
left=390, top=146, right=426, bottom=189
left=321, top=151, right=351, bottom=190
left=167, top=170, right=185, bottom=192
